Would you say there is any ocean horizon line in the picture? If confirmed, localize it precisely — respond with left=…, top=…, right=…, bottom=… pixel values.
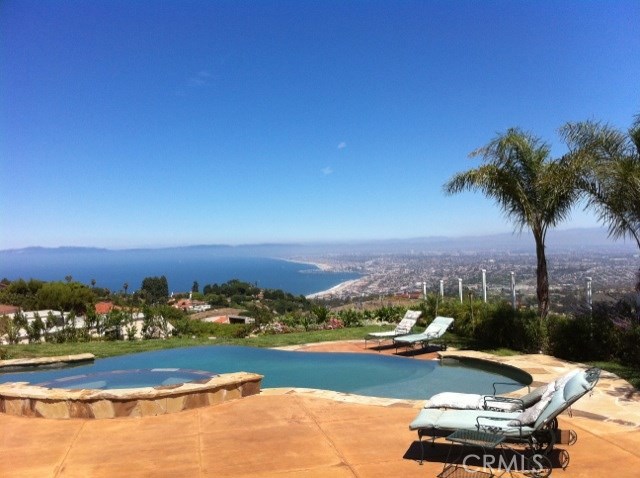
left=1, top=226, right=631, bottom=254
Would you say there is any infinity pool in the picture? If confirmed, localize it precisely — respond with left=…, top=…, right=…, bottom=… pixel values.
left=0, top=345, right=530, bottom=400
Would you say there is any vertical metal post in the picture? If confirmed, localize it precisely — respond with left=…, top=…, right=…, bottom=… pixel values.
left=482, top=269, right=487, bottom=303
left=586, top=277, right=593, bottom=310
left=510, top=272, right=516, bottom=310
left=439, top=279, right=444, bottom=298
left=422, top=281, right=427, bottom=301
left=458, top=278, right=463, bottom=303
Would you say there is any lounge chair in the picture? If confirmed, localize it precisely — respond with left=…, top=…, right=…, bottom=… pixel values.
left=393, top=316, right=454, bottom=353
left=424, top=369, right=581, bottom=412
left=364, top=310, right=421, bottom=349
left=409, top=367, right=600, bottom=464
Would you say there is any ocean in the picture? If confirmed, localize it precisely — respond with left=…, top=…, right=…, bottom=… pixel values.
left=0, top=248, right=360, bottom=296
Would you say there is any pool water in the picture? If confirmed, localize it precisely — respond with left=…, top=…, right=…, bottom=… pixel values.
left=0, top=345, right=529, bottom=400
left=34, top=368, right=219, bottom=390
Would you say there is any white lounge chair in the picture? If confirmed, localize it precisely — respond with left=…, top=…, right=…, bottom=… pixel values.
left=364, top=310, right=421, bottom=349
left=409, top=368, right=600, bottom=467
left=393, top=316, right=454, bottom=353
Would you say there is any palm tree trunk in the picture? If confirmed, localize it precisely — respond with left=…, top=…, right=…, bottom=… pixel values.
left=534, top=231, right=550, bottom=319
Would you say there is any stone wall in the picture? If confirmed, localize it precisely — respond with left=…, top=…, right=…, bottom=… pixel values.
left=0, top=371, right=262, bottom=419
left=0, top=353, right=95, bottom=372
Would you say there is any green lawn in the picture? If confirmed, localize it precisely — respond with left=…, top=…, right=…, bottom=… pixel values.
left=587, top=360, right=640, bottom=390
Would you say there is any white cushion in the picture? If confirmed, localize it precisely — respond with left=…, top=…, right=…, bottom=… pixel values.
left=555, top=369, right=580, bottom=390
left=507, top=382, right=555, bottom=426
left=426, top=392, right=483, bottom=410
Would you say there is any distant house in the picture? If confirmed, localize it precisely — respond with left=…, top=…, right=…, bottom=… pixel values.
left=202, top=315, right=255, bottom=325
left=174, top=298, right=191, bottom=311
left=173, top=299, right=211, bottom=313
left=95, top=301, right=114, bottom=315
left=0, top=304, right=20, bottom=316
left=0, top=306, right=175, bottom=345
left=0, top=310, right=73, bottom=345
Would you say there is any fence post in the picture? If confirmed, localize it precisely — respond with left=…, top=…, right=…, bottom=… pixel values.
left=482, top=269, right=487, bottom=303
left=458, top=278, right=463, bottom=303
left=510, top=271, right=516, bottom=310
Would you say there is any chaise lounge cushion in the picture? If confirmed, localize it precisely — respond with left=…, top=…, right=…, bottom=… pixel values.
left=394, top=316, right=453, bottom=345
left=366, top=311, right=421, bottom=339
left=507, top=381, right=556, bottom=426
left=555, top=369, right=580, bottom=390
left=426, top=392, right=483, bottom=410
left=519, top=384, right=548, bottom=408
left=532, top=371, right=592, bottom=430
left=409, top=408, right=536, bottom=437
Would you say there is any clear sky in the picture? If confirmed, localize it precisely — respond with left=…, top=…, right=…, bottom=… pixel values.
left=1, top=0, right=638, bottom=249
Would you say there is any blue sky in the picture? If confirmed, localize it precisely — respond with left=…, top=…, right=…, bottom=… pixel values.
left=1, top=0, right=638, bottom=249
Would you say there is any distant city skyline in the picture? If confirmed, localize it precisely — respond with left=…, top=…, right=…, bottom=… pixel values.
left=2, top=1, right=638, bottom=249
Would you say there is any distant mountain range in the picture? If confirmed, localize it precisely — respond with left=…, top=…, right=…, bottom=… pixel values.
left=2, top=228, right=637, bottom=256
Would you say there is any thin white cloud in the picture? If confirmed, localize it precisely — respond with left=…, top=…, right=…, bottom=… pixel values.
left=321, top=166, right=334, bottom=175
left=337, top=141, right=347, bottom=150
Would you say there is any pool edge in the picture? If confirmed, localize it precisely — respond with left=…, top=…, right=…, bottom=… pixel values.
left=0, top=371, right=262, bottom=419
left=0, top=353, right=95, bottom=372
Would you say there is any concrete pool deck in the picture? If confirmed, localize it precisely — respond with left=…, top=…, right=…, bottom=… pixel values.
left=1, top=341, right=639, bottom=477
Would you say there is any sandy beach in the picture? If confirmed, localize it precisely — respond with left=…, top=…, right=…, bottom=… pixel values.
left=305, top=277, right=366, bottom=299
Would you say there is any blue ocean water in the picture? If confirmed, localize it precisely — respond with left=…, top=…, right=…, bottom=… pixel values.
left=0, top=248, right=360, bottom=296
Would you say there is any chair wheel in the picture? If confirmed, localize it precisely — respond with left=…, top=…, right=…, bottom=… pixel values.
left=525, top=454, right=552, bottom=478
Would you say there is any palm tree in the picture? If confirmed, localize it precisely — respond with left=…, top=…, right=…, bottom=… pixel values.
left=561, top=117, right=640, bottom=249
left=444, top=128, right=581, bottom=319
left=561, top=116, right=640, bottom=309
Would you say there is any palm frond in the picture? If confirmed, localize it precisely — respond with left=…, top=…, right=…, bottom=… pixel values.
left=559, top=117, right=640, bottom=249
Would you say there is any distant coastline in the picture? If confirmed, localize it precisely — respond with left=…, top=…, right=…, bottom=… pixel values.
left=0, top=250, right=361, bottom=297
left=305, top=278, right=365, bottom=299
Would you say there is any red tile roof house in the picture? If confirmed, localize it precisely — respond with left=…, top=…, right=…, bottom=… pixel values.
left=0, top=304, right=20, bottom=316
left=173, top=299, right=211, bottom=312
left=94, top=302, right=174, bottom=340
left=202, top=315, right=255, bottom=325
left=95, top=301, right=114, bottom=315
left=174, top=299, right=192, bottom=311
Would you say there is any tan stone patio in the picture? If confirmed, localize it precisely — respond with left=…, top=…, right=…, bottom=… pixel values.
left=1, top=341, right=639, bottom=477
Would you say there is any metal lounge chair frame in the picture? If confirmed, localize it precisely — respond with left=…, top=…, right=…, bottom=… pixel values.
left=393, top=316, right=454, bottom=354
left=410, top=367, right=601, bottom=467
left=364, top=310, right=421, bottom=349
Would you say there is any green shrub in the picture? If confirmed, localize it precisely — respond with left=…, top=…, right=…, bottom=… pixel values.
left=546, top=303, right=620, bottom=362
left=0, top=315, right=11, bottom=336
left=470, top=302, right=541, bottom=352
left=337, top=309, right=363, bottom=327
left=617, top=325, right=640, bottom=369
